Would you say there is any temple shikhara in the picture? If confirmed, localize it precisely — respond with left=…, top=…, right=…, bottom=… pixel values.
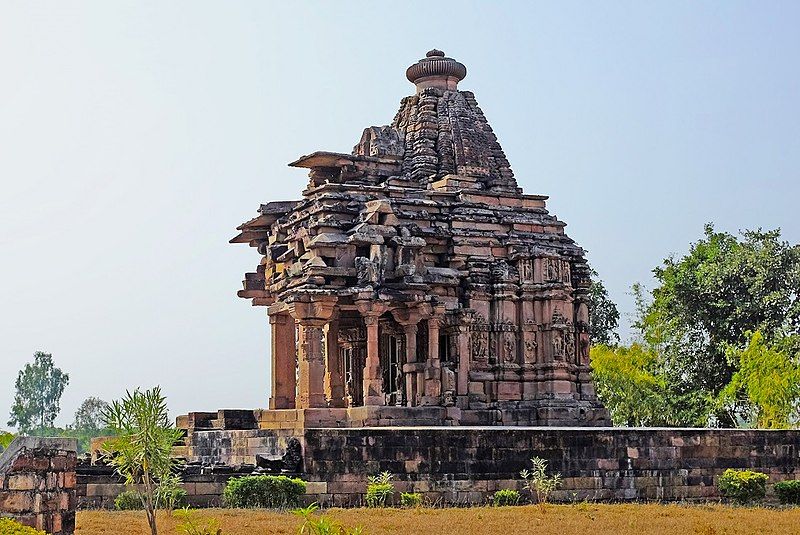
left=231, top=50, right=609, bottom=427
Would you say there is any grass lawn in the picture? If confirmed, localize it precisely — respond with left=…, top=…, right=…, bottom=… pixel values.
left=75, top=503, right=800, bottom=534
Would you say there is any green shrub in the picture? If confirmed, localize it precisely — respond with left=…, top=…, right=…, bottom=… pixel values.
left=520, top=457, right=562, bottom=505
left=365, top=472, right=394, bottom=508
left=173, top=508, right=222, bottom=535
left=223, top=475, right=306, bottom=509
left=293, top=503, right=364, bottom=535
left=400, top=492, right=422, bottom=508
left=0, top=431, right=14, bottom=451
left=155, top=473, right=188, bottom=510
left=492, top=489, right=521, bottom=506
left=718, top=469, right=768, bottom=504
left=115, top=489, right=145, bottom=510
left=0, top=518, right=46, bottom=535
left=774, top=480, right=800, bottom=505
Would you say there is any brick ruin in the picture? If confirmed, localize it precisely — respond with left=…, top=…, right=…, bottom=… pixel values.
left=227, top=50, right=610, bottom=428
left=0, top=437, right=77, bottom=535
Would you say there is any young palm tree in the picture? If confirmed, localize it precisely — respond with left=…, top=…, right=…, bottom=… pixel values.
left=102, top=386, right=182, bottom=535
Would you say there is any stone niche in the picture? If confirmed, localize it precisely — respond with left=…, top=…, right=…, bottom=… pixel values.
left=0, top=437, right=77, bottom=535
left=201, top=49, right=610, bottom=430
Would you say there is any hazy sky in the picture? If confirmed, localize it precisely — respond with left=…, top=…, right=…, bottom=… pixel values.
left=2, top=1, right=799, bottom=428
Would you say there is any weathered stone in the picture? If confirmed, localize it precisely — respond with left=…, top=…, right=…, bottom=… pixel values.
left=220, top=50, right=609, bottom=429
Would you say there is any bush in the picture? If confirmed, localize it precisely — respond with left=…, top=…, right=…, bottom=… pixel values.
left=115, top=489, right=145, bottom=510
left=718, top=469, right=768, bottom=504
left=400, top=492, right=422, bottom=508
left=155, top=473, right=188, bottom=510
left=173, top=508, right=222, bottom=535
left=774, top=480, right=800, bottom=505
left=520, top=457, right=562, bottom=505
left=0, top=518, right=46, bottom=535
left=0, top=431, right=14, bottom=451
left=492, top=489, right=521, bottom=506
left=365, top=472, right=394, bottom=508
left=223, top=475, right=306, bottom=508
left=293, top=503, right=364, bottom=535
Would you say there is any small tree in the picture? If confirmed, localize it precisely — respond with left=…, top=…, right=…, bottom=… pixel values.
left=520, top=457, right=562, bottom=506
left=101, top=387, right=183, bottom=535
left=8, top=352, right=69, bottom=434
left=73, top=397, right=109, bottom=432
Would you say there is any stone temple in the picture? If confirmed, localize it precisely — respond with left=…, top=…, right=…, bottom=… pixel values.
left=230, top=50, right=609, bottom=428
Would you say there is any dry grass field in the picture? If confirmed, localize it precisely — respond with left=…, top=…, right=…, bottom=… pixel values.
left=75, top=503, right=800, bottom=535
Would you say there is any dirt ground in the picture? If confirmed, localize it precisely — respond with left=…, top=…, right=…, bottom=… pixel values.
left=75, top=503, right=800, bottom=535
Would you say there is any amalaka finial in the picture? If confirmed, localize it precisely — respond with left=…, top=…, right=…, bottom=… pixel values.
left=406, top=49, right=467, bottom=93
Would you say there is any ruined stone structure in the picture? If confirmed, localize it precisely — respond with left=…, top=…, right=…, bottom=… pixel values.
left=231, top=50, right=609, bottom=427
left=0, top=437, right=77, bottom=535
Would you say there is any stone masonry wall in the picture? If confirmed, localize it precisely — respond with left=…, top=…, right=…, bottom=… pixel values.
left=79, top=428, right=800, bottom=508
left=0, top=437, right=77, bottom=535
left=300, top=427, right=800, bottom=506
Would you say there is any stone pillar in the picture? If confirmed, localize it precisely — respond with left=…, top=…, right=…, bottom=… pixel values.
left=324, top=318, right=346, bottom=408
left=421, top=314, right=443, bottom=405
left=455, top=324, right=471, bottom=397
left=402, top=323, right=418, bottom=406
left=288, top=294, right=337, bottom=409
left=362, top=315, right=384, bottom=406
left=295, top=321, right=327, bottom=408
left=269, top=313, right=297, bottom=409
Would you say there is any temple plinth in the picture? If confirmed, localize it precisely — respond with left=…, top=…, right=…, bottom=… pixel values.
left=229, top=50, right=609, bottom=427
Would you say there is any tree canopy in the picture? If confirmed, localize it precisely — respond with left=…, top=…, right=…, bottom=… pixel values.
left=593, top=224, right=800, bottom=428
left=8, top=352, right=70, bottom=434
left=588, top=269, right=620, bottom=345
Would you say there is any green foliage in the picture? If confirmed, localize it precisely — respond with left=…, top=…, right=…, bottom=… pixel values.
left=0, top=431, right=14, bottom=450
left=774, top=480, right=800, bottom=505
left=8, top=352, right=69, bottom=434
left=293, top=503, right=364, bottom=535
left=155, top=472, right=188, bottom=510
left=115, top=489, right=145, bottom=510
left=719, top=331, right=800, bottom=428
left=0, top=518, right=47, bottom=535
left=590, top=343, right=708, bottom=426
left=635, top=224, right=800, bottom=426
left=223, top=475, right=306, bottom=509
left=365, top=472, right=394, bottom=508
left=173, top=508, right=222, bottom=535
left=520, top=457, right=562, bottom=505
left=492, top=489, right=521, bottom=506
left=718, top=469, right=768, bottom=504
left=73, top=397, right=109, bottom=432
left=588, top=270, right=620, bottom=345
left=101, top=386, right=183, bottom=535
left=399, top=492, right=422, bottom=508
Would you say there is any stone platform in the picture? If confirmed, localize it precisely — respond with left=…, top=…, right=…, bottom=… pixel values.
left=166, top=426, right=800, bottom=506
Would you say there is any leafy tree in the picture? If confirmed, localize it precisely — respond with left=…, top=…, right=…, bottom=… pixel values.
left=8, top=352, right=70, bottom=434
left=635, top=224, right=800, bottom=425
left=588, top=270, right=620, bottom=345
left=719, top=331, right=800, bottom=428
left=73, top=397, right=109, bottom=432
left=101, top=386, right=183, bottom=535
left=590, top=343, right=708, bottom=426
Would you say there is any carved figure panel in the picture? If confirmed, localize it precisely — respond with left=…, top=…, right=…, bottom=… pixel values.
left=503, top=332, right=516, bottom=363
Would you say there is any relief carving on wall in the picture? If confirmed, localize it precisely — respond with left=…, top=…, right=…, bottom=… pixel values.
left=524, top=337, right=537, bottom=361
left=551, top=330, right=565, bottom=360
left=518, top=258, right=534, bottom=283
left=503, top=332, right=516, bottom=363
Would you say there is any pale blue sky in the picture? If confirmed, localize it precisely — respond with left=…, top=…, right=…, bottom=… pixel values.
left=2, top=1, right=798, bottom=427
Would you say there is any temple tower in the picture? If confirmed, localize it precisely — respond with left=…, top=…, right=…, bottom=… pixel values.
left=231, top=50, right=610, bottom=427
